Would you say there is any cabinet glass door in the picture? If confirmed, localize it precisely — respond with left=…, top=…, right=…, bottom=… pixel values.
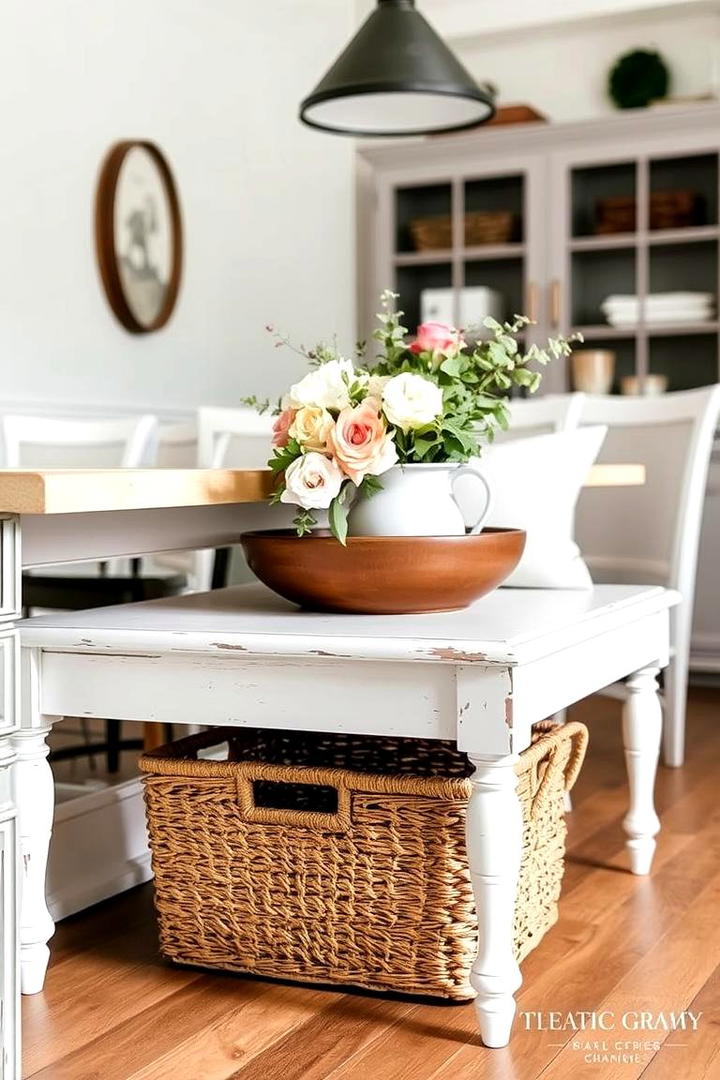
left=391, top=164, right=540, bottom=350
left=552, top=149, right=720, bottom=393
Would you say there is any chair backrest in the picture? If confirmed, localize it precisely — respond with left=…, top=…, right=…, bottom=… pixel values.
left=197, top=407, right=274, bottom=468
left=195, top=407, right=275, bottom=592
left=154, top=421, right=198, bottom=468
left=575, top=387, right=720, bottom=603
left=492, top=393, right=585, bottom=441
left=1, top=414, right=158, bottom=469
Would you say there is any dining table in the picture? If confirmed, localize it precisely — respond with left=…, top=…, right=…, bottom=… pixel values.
left=0, top=462, right=649, bottom=1078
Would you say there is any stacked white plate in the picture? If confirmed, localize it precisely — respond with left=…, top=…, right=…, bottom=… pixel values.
left=601, top=292, right=714, bottom=328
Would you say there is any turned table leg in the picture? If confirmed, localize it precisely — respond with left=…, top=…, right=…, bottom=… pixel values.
left=12, top=725, right=54, bottom=994
left=466, top=753, right=523, bottom=1048
left=622, top=665, right=662, bottom=876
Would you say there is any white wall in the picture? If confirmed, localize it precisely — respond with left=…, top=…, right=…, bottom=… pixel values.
left=421, top=0, right=719, bottom=41
left=0, top=0, right=356, bottom=414
left=455, top=5, right=720, bottom=122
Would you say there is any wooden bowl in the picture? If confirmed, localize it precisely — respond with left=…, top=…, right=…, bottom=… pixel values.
left=240, top=528, right=526, bottom=615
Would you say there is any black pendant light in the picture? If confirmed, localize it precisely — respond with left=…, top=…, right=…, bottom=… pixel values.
left=299, top=0, right=495, bottom=137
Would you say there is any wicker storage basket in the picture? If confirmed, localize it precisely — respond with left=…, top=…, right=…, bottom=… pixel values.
left=410, top=210, right=516, bottom=250
left=140, top=720, right=587, bottom=1001
left=595, top=190, right=705, bottom=234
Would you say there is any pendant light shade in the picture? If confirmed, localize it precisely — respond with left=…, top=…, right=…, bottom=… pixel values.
left=299, top=0, right=495, bottom=137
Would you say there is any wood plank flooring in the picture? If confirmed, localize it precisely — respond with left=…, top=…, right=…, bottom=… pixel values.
left=22, top=689, right=720, bottom=1080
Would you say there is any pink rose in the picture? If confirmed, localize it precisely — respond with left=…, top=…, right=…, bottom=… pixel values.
left=410, top=321, right=464, bottom=356
left=328, top=400, right=397, bottom=485
left=272, top=407, right=295, bottom=447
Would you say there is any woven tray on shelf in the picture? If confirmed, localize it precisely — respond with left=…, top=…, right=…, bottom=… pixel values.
left=140, top=719, right=588, bottom=1001
left=595, top=190, right=705, bottom=233
left=410, top=210, right=516, bottom=250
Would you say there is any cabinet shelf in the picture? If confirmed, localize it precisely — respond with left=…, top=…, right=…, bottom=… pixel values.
left=648, top=225, right=720, bottom=246
left=462, top=243, right=526, bottom=262
left=569, top=233, right=637, bottom=252
left=568, top=225, right=720, bottom=253
left=575, top=321, right=719, bottom=339
left=394, top=243, right=525, bottom=266
left=572, top=325, right=638, bottom=340
left=394, top=249, right=454, bottom=266
left=646, top=320, right=719, bottom=337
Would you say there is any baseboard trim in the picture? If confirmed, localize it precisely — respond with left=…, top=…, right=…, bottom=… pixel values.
left=48, top=776, right=152, bottom=922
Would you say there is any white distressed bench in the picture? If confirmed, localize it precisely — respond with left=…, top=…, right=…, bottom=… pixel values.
left=18, top=581, right=677, bottom=1048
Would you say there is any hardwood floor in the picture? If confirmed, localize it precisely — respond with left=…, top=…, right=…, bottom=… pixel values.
left=22, top=689, right=720, bottom=1080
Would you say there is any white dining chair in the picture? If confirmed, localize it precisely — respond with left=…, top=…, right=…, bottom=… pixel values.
left=574, top=386, right=720, bottom=767
left=195, top=406, right=275, bottom=591
left=1, top=412, right=174, bottom=771
left=154, top=419, right=198, bottom=468
left=134, top=420, right=201, bottom=588
left=2, top=413, right=159, bottom=578
left=1, top=413, right=158, bottom=469
left=493, top=392, right=585, bottom=439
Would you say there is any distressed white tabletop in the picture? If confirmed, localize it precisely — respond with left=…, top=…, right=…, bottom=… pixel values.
left=20, top=581, right=677, bottom=666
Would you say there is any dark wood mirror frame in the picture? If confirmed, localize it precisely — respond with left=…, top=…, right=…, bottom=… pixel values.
left=95, top=140, right=183, bottom=334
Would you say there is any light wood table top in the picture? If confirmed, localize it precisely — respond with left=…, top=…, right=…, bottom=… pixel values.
left=0, top=463, right=645, bottom=516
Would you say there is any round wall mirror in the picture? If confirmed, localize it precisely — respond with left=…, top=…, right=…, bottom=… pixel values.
left=95, top=140, right=183, bottom=333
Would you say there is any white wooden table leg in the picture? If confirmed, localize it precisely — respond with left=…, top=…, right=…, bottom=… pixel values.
left=466, top=753, right=523, bottom=1048
left=11, top=725, right=54, bottom=994
left=622, top=665, right=662, bottom=876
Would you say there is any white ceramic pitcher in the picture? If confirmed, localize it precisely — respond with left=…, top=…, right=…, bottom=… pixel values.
left=346, top=463, right=492, bottom=538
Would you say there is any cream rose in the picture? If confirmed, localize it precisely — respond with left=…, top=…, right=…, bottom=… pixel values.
left=287, top=358, right=355, bottom=411
left=289, top=405, right=333, bottom=452
left=328, top=400, right=397, bottom=485
left=280, top=452, right=344, bottom=510
left=382, top=373, right=443, bottom=432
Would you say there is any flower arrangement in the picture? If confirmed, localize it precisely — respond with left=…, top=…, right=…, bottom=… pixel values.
left=249, top=292, right=580, bottom=543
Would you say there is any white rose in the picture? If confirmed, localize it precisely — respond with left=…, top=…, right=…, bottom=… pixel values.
left=382, top=373, right=443, bottom=432
left=280, top=452, right=344, bottom=510
left=287, top=359, right=355, bottom=411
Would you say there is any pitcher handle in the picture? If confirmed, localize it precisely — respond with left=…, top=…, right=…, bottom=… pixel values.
left=451, top=464, right=493, bottom=536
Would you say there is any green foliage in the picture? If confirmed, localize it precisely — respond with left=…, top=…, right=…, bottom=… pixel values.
left=293, top=509, right=317, bottom=537
left=269, top=438, right=302, bottom=474
left=608, top=49, right=669, bottom=110
left=368, top=306, right=581, bottom=466
left=239, top=394, right=274, bottom=414
left=328, top=480, right=354, bottom=545
left=328, top=497, right=349, bottom=546
left=359, top=475, right=384, bottom=498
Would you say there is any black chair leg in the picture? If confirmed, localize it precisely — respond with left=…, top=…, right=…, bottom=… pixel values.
left=211, top=547, right=231, bottom=589
left=106, top=718, right=121, bottom=774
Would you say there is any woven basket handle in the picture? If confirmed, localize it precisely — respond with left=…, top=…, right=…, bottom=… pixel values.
left=235, top=761, right=352, bottom=834
left=528, top=721, right=589, bottom=821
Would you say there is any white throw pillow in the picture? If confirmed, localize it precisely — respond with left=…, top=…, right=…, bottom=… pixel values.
left=454, top=425, right=608, bottom=589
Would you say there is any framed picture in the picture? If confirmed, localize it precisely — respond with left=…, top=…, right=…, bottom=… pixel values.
left=95, top=140, right=183, bottom=333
